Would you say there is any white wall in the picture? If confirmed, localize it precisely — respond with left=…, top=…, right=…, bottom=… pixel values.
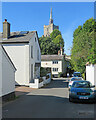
left=0, top=45, right=15, bottom=97
left=0, top=46, right=2, bottom=97
left=29, top=32, right=41, bottom=81
left=41, top=60, right=62, bottom=75
left=86, top=64, right=96, bottom=85
left=3, top=44, right=29, bottom=86
left=3, top=32, right=41, bottom=86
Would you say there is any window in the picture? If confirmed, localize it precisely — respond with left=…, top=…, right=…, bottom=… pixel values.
left=31, top=64, right=33, bottom=82
left=52, top=61, right=58, bottom=64
left=37, top=49, right=39, bottom=60
left=53, top=68, right=58, bottom=72
left=31, top=46, right=33, bottom=58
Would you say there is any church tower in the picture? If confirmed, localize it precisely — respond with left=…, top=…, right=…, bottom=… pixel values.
left=44, top=8, right=59, bottom=37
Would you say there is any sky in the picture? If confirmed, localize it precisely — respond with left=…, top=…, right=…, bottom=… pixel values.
left=1, top=2, right=94, bottom=55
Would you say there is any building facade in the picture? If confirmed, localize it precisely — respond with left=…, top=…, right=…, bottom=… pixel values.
left=44, top=8, right=59, bottom=37
left=1, top=19, right=41, bottom=86
left=0, top=45, right=16, bottom=99
left=41, top=54, right=67, bottom=77
left=86, top=64, right=96, bottom=86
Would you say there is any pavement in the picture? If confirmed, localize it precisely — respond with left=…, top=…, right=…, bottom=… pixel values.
left=15, top=86, right=36, bottom=97
left=2, top=78, right=95, bottom=119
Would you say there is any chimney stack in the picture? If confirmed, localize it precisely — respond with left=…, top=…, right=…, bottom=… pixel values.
left=60, top=46, right=63, bottom=55
left=58, top=50, right=60, bottom=55
left=3, top=19, right=10, bottom=39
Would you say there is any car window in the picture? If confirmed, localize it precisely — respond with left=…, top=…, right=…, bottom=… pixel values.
left=73, top=73, right=81, bottom=77
left=72, top=81, right=91, bottom=88
left=71, top=78, right=82, bottom=81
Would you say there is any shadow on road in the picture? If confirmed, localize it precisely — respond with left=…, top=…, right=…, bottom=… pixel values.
left=2, top=94, right=95, bottom=118
left=43, top=79, right=69, bottom=89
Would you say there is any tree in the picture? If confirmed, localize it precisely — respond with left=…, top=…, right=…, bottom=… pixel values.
left=53, top=35, right=64, bottom=48
left=71, top=18, right=96, bottom=75
left=39, top=36, right=59, bottom=55
left=39, top=29, right=64, bottom=55
left=50, top=29, right=61, bottom=40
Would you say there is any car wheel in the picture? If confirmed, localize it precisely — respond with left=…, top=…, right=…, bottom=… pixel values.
left=69, top=97, right=73, bottom=102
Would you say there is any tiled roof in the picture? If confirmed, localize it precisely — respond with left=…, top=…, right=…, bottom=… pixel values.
left=0, top=31, right=38, bottom=43
left=41, top=55, right=64, bottom=61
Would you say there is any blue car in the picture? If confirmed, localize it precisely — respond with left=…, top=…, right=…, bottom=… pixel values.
left=73, top=72, right=82, bottom=77
left=69, top=80, right=96, bottom=103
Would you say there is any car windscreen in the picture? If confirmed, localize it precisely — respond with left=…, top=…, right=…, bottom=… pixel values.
left=73, top=73, right=81, bottom=77
left=72, top=81, right=91, bottom=88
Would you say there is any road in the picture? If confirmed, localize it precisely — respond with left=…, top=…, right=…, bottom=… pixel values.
left=2, top=78, right=95, bottom=118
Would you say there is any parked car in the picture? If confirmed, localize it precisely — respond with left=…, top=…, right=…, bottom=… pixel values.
left=69, top=80, right=96, bottom=103
left=68, top=77, right=83, bottom=89
left=73, top=72, right=82, bottom=77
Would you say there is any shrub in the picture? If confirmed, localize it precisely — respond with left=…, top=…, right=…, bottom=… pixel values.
left=46, top=75, right=50, bottom=79
left=40, top=67, right=47, bottom=77
left=39, top=77, right=43, bottom=83
left=58, top=72, right=63, bottom=77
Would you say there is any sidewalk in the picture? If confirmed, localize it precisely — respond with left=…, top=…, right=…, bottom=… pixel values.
left=15, top=86, right=36, bottom=97
left=2, top=86, right=36, bottom=106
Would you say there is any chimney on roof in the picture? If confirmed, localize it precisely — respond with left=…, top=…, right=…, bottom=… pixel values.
left=58, top=50, right=60, bottom=55
left=60, top=46, right=63, bottom=55
left=3, top=19, right=10, bottom=39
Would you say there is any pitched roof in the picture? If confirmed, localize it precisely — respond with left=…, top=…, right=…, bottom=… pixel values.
left=0, top=31, right=38, bottom=44
left=1, top=45, right=16, bottom=71
left=41, top=55, right=64, bottom=61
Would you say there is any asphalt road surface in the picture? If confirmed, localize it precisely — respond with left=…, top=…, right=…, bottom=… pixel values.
left=2, top=78, right=95, bottom=118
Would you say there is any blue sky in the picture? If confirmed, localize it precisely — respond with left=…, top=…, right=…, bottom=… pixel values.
left=1, top=2, right=94, bottom=55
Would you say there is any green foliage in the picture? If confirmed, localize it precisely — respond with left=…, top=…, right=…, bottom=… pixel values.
left=39, top=29, right=64, bottom=55
left=40, top=67, right=48, bottom=77
left=50, top=29, right=61, bottom=40
left=39, top=36, right=59, bottom=55
left=53, top=35, right=64, bottom=48
left=58, top=72, right=63, bottom=77
left=71, top=18, right=96, bottom=75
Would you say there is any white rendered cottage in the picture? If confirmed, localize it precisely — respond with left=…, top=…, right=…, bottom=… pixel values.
left=0, top=45, right=16, bottom=99
left=41, top=53, right=67, bottom=77
left=0, top=19, right=41, bottom=86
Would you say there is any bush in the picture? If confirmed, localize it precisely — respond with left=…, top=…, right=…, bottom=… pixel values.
left=39, top=77, right=43, bottom=83
left=40, top=67, right=47, bottom=77
left=46, top=75, right=50, bottom=79
left=58, top=72, right=63, bottom=77
left=82, top=73, right=85, bottom=80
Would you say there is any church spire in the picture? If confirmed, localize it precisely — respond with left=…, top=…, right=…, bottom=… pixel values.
left=50, top=8, right=52, bottom=19
left=49, top=8, right=53, bottom=24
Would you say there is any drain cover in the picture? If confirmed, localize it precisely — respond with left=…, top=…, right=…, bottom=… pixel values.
left=78, top=111, right=93, bottom=115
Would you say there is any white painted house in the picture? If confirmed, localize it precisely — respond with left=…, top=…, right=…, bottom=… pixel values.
left=0, top=45, right=16, bottom=98
left=86, top=64, right=96, bottom=86
left=0, top=19, right=41, bottom=86
left=41, top=54, right=67, bottom=77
